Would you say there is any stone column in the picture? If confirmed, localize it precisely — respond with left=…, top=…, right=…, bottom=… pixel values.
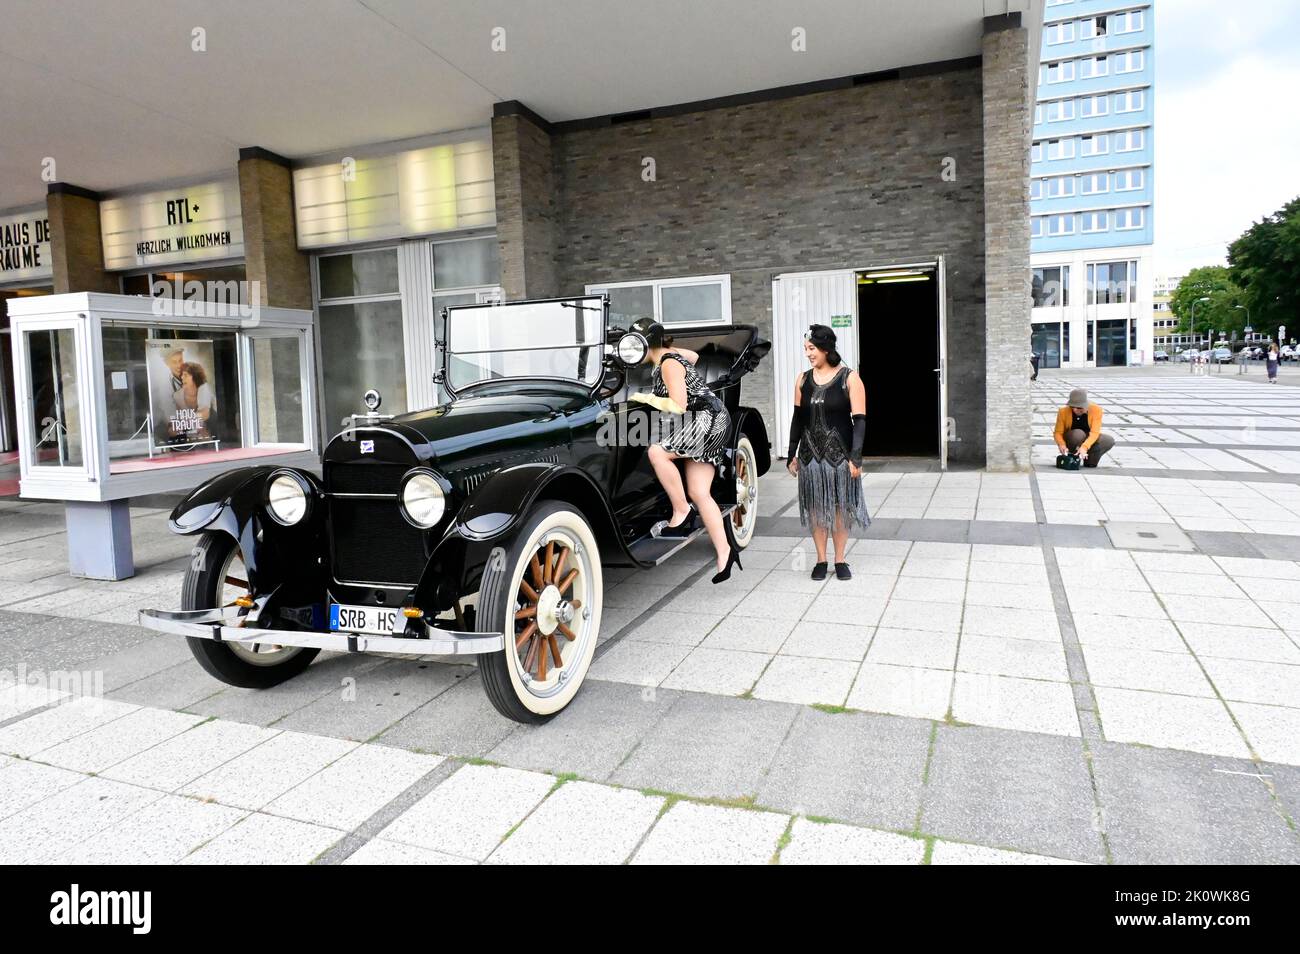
left=981, top=15, right=1033, bottom=471
left=238, top=147, right=312, bottom=308
left=491, top=103, right=559, bottom=300
left=46, top=184, right=117, bottom=294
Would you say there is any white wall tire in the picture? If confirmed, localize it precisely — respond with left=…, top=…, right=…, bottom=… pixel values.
left=477, top=502, right=603, bottom=723
left=730, top=435, right=759, bottom=549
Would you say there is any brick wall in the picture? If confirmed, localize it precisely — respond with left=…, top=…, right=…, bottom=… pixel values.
left=495, top=53, right=1032, bottom=465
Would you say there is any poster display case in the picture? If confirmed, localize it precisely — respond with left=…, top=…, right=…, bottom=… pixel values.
left=7, top=293, right=318, bottom=578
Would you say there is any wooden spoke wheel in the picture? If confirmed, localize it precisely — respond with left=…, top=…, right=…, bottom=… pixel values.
left=730, top=435, right=758, bottom=548
left=477, top=502, right=603, bottom=723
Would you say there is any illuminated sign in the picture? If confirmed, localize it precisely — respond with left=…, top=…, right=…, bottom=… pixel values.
left=100, top=180, right=244, bottom=271
left=0, top=208, right=53, bottom=285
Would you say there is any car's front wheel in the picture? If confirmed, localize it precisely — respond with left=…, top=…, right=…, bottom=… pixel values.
left=477, top=501, right=603, bottom=723
left=181, top=532, right=319, bottom=689
left=730, top=435, right=759, bottom=549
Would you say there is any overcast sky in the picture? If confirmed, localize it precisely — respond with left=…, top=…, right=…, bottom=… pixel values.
left=1154, top=0, right=1300, bottom=278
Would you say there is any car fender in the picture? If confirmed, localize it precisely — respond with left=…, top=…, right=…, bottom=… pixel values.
left=168, top=465, right=325, bottom=589
left=732, top=406, right=772, bottom=476
left=454, top=462, right=623, bottom=549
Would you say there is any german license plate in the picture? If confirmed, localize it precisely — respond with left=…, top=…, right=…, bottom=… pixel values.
left=329, top=603, right=400, bottom=636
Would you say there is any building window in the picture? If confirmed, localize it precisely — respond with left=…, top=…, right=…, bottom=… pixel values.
left=1046, top=138, right=1075, bottom=160
left=1032, top=266, right=1070, bottom=307
left=1080, top=94, right=1109, bottom=118
left=1080, top=134, right=1109, bottom=157
left=1115, top=50, right=1144, bottom=73
left=1115, top=129, right=1145, bottom=151
left=1047, top=214, right=1075, bottom=236
left=1045, top=176, right=1075, bottom=198
left=1035, top=104, right=1043, bottom=124
left=1116, top=10, right=1144, bottom=33
left=1115, top=169, right=1144, bottom=191
left=1046, top=99, right=1075, bottom=122
left=1079, top=56, right=1109, bottom=79
left=1115, top=207, right=1145, bottom=230
left=586, top=274, right=733, bottom=327
left=1088, top=260, right=1138, bottom=304
left=1080, top=172, right=1109, bottom=194
left=1030, top=179, right=1043, bottom=200
left=1045, top=21, right=1075, bottom=44
left=1081, top=211, right=1109, bottom=233
left=1032, top=141, right=1044, bottom=162
left=1116, top=90, right=1145, bottom=112
left=315, top=248, right=405, bottom=432
left=1044, top=60, right=1075, bottom=83
left=1031, top=217, right=1045, bottom=239
left=1082, top=15, right=1108, bottom=38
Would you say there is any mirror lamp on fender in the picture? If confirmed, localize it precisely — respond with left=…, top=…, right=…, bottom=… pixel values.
left=400, top=470, right=447, bottom=528
left=265, top=472, right=310, bottom=525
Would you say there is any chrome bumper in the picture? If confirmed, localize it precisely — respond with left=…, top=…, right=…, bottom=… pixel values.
left=137, top=606, right=505, bottom=656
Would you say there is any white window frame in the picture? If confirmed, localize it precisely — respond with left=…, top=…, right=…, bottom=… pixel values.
left=1081, top=211, right=1109, bottom=233
left=1045, top=60, right=1075, bottom=83
left=1046, top=176, right=1075, bottom=198
left=1117, top=9, right=1143, bottom=33
left=1080, top=134, right=1109, bottom=157
left=1115, top=128, right=1145, bottom=152
left=1031, top=217, right=1045, bottom=238
left=1031, top=141, right=1044, bottom=163
left=1082, top=15, right=1108, bottom=38
left=1080, top=94, right=1109, bottom=117
left=1115, top=168, right=1144, bottom=191
left=1046, top=21, right=1075, bottom=44
left=1047, top=99, right=1075, bottom=122
left=1047, top=138, right=1076, bottom=160
left=1116, top=89, right=1145, bottom=112
left=586, top=273, right=733, bottom=327
left=1047, top=214, right=1075, bottom=236
left=1030, top=178, right=1043, bottom=200
left=1079, top=55, right=1109, bottom=78
left=1080, top=172, right=1109, bottom=195
left=1116, top=50, right=1144, bottom=73
left=1115, top=207, right=1145, bottom=230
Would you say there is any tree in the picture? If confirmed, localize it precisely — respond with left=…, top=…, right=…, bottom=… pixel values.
left=1229, top=196, right=1300, bottom=344
left=1170, top=266, right=1247, bottom=340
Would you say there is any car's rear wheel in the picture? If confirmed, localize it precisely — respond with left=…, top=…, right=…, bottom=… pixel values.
left=730, top=435, right=759, bottom=549
left=182, top=532, right=318, bottom=689
left=477, top=501, right=602, bottom=723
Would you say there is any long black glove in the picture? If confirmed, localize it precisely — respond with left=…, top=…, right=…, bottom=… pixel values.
left=850, top=414, right=866, bottom=468
left=787, top=406, right=805, bottom=462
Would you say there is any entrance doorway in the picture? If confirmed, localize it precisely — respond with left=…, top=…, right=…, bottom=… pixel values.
left=856, top=268, right=941, bottom=457
left=1095, top=319, right=1128, bottom=367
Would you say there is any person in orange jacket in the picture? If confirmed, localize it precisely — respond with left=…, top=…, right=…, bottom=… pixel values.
left=1054, top=388, right=1114, bottom=468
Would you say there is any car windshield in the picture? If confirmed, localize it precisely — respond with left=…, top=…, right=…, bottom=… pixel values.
left=443, top=297, right=606, bottom=391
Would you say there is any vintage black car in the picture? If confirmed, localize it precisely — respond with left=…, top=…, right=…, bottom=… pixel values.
left=141, top=296, right=771, bottom=722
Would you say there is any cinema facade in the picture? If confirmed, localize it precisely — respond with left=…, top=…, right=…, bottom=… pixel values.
left=1, top=11, right=1039, bottom=475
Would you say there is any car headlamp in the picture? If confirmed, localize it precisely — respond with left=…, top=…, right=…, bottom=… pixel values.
left=401, top=470, right=447, bottom=529
left=265, top=472, right=311, bottom=526
left=616, top=332, right=648, bottom=366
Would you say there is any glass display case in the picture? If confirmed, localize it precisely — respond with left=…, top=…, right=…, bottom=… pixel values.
left=7, top=293, right=318, bottom=578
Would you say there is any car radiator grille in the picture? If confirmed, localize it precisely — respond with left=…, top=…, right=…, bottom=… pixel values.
left=326, top=463, right=428, bottom=586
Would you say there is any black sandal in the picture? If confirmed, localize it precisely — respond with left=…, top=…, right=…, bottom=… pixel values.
left=811, top=562, right=828, bottom=581
left=835, top=562, right=852, bottom=581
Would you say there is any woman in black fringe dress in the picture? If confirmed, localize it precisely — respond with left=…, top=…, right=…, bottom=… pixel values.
left=786, top=325, right=870, bottom=581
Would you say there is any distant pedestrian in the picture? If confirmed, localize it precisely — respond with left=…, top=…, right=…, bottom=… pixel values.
left=1267, top=343, right=1280, bottom=383
left=1030, top=351, right=1040, bottom=381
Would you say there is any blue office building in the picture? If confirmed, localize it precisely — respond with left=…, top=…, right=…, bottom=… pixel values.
left=1030, top=0, right=1154, bottom=367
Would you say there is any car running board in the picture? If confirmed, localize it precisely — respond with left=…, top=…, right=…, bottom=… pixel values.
left=624, top=504, right=738, bottom=567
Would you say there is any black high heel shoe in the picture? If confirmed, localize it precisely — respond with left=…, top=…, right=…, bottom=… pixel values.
left=655, top=508, right=697, bottom=539
left=712, top=544, right=743, bottom=584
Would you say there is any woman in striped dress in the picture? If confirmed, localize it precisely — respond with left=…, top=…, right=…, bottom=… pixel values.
left=628, top=319, right=740, bottom=584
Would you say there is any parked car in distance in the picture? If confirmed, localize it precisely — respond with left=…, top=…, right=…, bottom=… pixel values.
left=1154, top=350, right=1169, bottom=362
left=1174, top=349, right=1198, bottom=362
left=1282, top=345, right=1295, bottom=361
left=1212, top=347, right=1234, bottom=363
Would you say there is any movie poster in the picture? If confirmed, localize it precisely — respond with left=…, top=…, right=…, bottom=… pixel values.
left=146, top=339, right=219, bottom=450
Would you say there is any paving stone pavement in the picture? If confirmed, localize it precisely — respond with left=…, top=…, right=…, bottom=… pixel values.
left=0, top=367, right=1297, bottom=863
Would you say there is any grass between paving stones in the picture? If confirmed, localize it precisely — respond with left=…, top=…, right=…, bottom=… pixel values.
left=769, top=816, right=796, bottom=864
